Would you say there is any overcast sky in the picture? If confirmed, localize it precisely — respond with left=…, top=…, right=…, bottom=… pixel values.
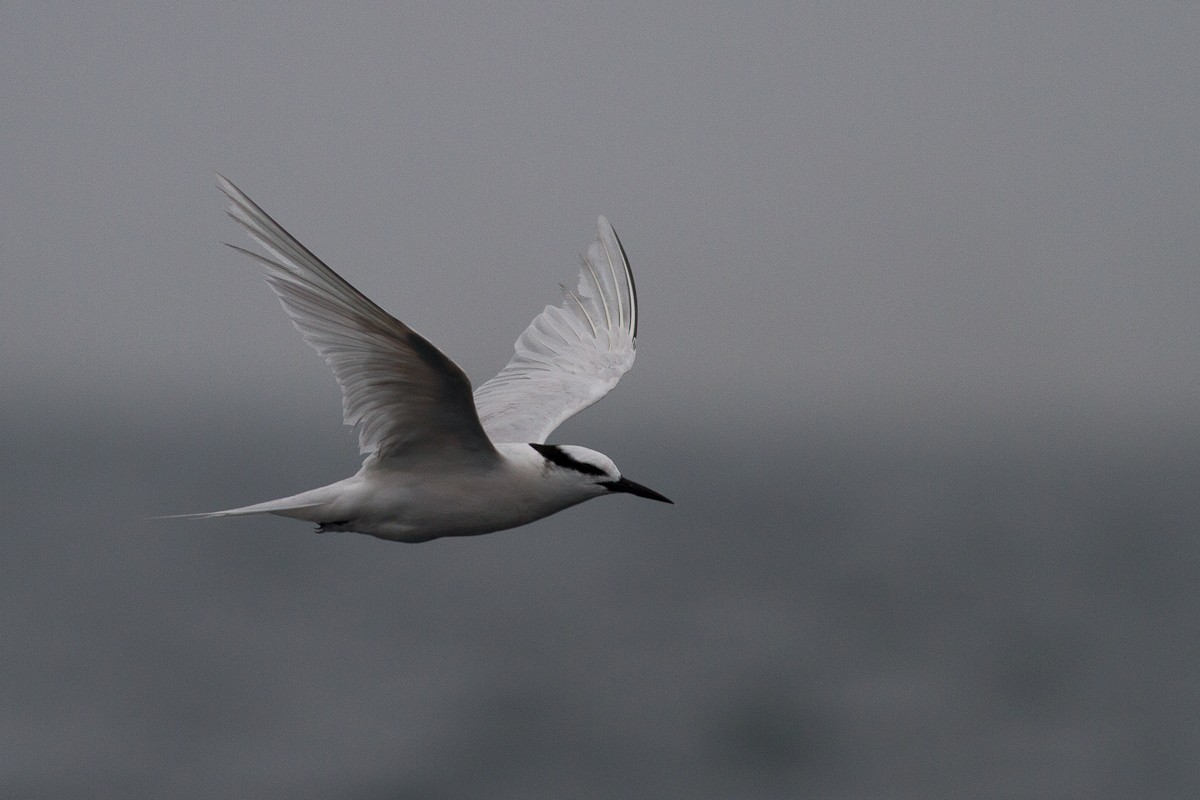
left=3, top=2, right=1198, bottom=442
left=4, top=6, right=1200, bottom=794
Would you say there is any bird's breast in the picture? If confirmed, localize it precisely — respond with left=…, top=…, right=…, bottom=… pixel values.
left=349, top=457, right=587, bottom=541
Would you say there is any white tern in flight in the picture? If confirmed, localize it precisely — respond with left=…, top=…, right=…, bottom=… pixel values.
left=176, top=177, right=672, bottom=543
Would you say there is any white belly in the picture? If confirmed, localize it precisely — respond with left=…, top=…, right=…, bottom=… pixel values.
left=314, top=454, right=592, bottom=542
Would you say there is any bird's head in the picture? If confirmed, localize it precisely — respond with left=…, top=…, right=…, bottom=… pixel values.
left=529, top=444, right=673, bottom=504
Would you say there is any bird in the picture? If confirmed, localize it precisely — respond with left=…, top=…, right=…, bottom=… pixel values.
left=175, top=176, right=672, bottom=543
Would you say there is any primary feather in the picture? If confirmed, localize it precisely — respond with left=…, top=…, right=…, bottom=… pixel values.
left=474, top=216, right=638, bottom=444
left=217, top=175, right=496, bottom=464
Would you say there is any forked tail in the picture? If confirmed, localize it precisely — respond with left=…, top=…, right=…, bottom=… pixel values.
left=157, top=485, right=342, bottom=522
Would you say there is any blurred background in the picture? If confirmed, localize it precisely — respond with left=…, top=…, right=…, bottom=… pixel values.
left=3, top=3, right=1199, bottom=797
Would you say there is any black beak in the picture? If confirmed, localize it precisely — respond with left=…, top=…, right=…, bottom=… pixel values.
left=603, top=476, right=674, bottom=504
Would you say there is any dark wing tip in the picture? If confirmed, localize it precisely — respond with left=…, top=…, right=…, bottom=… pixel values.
left=605, top=219, right=637, bottom=340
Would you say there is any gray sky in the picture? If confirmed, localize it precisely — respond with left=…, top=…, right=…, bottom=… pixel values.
left=4, top=5, right=1200, bottom=795
left=3, top=2, right=1198, bottom=441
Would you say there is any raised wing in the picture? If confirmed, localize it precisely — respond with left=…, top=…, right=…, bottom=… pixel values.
left=217, top=176, right=496, bottom=464
left=474, top=217, right=638, bottom=444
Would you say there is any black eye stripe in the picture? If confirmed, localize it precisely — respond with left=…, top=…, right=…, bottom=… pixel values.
left=529, top=443, right=606, bottom=477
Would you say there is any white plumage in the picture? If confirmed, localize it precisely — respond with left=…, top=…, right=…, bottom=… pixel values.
left=474, top=214, right=637, bottom=444
left=172, top=177, right=670, bottom=543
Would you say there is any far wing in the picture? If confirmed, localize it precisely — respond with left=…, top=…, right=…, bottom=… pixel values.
left=474, top=217, right=638, bottom=444
left=218, top=176, right=496, bottom=464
